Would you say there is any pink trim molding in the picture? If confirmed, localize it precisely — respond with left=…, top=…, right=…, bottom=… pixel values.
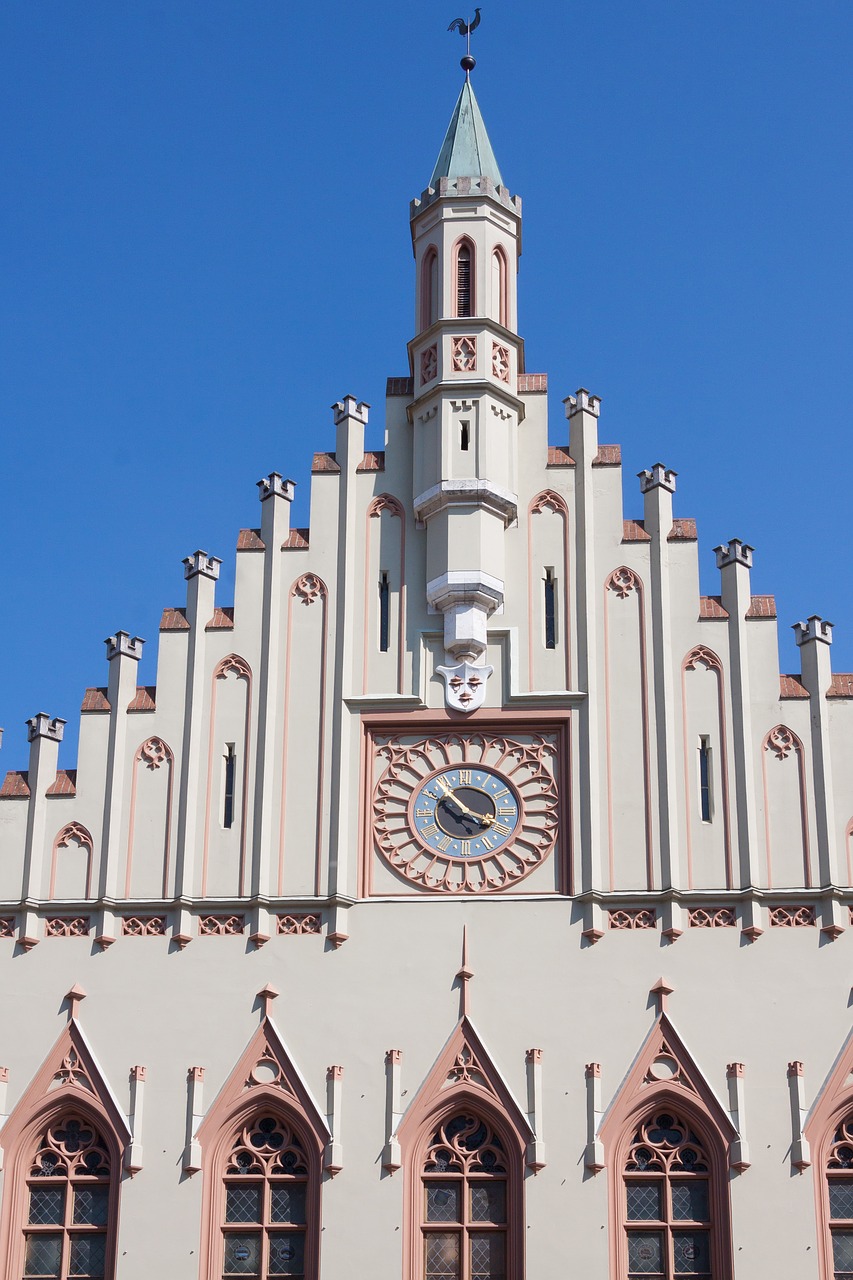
left=603, top=568, right=653, bottom=890
left=681, top=647, right=733, bottom=890
left=760, top=724, right=812, bottom=888
left=527, top=491, right=571, bottom=692
left=203, top=656, right=252, bottom=898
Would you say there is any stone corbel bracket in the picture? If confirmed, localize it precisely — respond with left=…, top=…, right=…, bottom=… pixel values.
left=787, top=1061, right=811, bottom=1171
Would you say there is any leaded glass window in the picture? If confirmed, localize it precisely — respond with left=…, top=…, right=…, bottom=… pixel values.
left=826, top=1115, right=853, bottom=1277
left=421, top=1113, right=508, bottom=1280
left=623, top=1111, right=713, bottom=1280
left=22, top=1115, right=112, bottom=1280
left=222, top=1115, right=308, bottom=1279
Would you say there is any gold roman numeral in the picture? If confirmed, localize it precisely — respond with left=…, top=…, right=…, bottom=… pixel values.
left=497, top=807, right=516, bottom=817
left=493, top=787, right=509, bottom=799
left=458, top=769, right=472, bottom=785
left=421, top=823, right=438, bottom=837
left=415, top=808, right=433, bottom=817
left=460, top=841, right=471, bottom=856
left=492, top=822, right=511, bottom=837
left=481, top=835, right=495, bottom=849
left=437, top=835, right=452, bottom=851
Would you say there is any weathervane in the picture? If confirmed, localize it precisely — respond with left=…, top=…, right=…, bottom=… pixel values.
left=448, top=8, right=481, bottom=74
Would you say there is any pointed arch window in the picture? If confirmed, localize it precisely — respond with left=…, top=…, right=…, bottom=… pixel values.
left=454, top=242, right=474, bottom=318
left=21, top=1112, right=115, bottom=1280
left=622, top=1109, right=716, bottom=1280
left=207, top=1107, right=321, bottom=1280
left=825, top=1113, right=853, bottom=1279
left=421, top=1112, right=509, bottom=1280
left=422, top=248, right=439, bottom=330
left=491, top=248, right=508, bottom=328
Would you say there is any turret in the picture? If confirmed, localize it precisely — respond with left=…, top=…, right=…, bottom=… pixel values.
left=407, top=60, right=524, bottom=711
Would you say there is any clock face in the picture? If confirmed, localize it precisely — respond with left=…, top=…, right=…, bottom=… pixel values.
left=411, top=765, right=521, bottom=859
left=370, top=730, right=561, bottom=894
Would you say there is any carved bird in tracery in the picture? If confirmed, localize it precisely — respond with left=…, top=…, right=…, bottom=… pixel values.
left=448, top=8, right=481, bottom=37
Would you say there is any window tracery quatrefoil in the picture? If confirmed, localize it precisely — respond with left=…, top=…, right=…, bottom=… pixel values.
left=451, top=336, right=477, bottom=373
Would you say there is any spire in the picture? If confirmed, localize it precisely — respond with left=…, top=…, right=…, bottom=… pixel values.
left=429, top=76, right=504, bottom=189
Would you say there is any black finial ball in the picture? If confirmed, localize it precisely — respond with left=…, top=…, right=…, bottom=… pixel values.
left=461, top=54, right=476, bottom=73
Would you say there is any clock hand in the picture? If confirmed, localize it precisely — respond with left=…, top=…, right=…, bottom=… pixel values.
left=436, top=779, right=495, bottom=827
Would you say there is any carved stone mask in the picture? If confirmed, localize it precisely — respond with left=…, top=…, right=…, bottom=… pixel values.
left=436, top=660, right=494, bottom=713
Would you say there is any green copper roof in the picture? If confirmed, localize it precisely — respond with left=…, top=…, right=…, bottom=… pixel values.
left=429, top=77, right=503, bottom=188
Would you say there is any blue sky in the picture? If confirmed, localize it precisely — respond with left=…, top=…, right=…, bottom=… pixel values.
left=1, top=1, right=851, bottom=766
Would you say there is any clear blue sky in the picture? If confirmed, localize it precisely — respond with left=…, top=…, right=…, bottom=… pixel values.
left=2, top=1, right=851, bottom=766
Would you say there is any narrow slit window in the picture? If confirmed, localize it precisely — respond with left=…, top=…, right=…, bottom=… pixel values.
left=223, top=744, right=236, bottom=829
left=460, top=421, right=470, bottom=452
left=379, top=571, right=390, bottom=653
left=544, top=569, right=557, bottom=650
left=456, top=244, right=472, bottom=317
left=698, top=737, right=712, bottom=822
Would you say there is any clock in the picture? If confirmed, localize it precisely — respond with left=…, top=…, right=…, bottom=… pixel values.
left=411, top=765, right=522, bottom=859
left=370, top=730, right=561, bottom=894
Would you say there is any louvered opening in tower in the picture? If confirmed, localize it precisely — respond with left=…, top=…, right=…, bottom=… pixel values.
left=456, top=244, right=472, bottom=317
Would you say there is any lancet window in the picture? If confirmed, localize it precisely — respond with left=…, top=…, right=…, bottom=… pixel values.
left=219, top=1113, right=311, bottom=1280
left=454, top=242, right=474, bottom=318
left=825, top=1113, right=853, bottom=1279
left=491, top=248, right=507, bottom=327
left=422, top=248, right=439, bottom=329
left=21, top=1113, right=114, bottom=1280
left=420, top=1112, right=508, bottom=1280
left=622, top=1109, right=715, bottom=1280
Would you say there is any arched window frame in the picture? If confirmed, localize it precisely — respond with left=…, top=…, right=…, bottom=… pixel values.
left=453, top=237, right=476, bottom=319
left=404, top=1094, right=525, bottom=1280
left=200, top=1096, right=323, bottom=1280
left=421, top=246, right=439, bottom=331
left=491, top=246, right=508, bottom=328
left=0, top=1098, right=123, bottom=1280
left=610, top=1098, right=732, bottom=1280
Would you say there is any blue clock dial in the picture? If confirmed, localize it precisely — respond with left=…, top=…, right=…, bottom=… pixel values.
left=411, top=766, right=521, bottom=859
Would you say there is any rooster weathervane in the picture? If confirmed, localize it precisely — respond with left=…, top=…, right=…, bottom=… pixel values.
left=448, top=8, right=481, bottom=72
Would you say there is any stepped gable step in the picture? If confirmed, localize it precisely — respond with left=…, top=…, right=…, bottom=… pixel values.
left=0, top=770, right=30, bottom=799
left=746, top=595, right=777, bottom=618
left=312, top=452, right=341, bottom=474
left=592, top=444, right=621, bottom=466
left=160, top=607, right=190, bottom=631
left=283, top=528, right=309, bottom=550
left=546, top=445, right=574, bottom=468
left=622, top=519, right=651, bottom=543
left=829, top=674, right=853, bottom=699
left=237, top=528, right=265, bottom=550
left=668, top=518, right=697, bottom=541
left=700, top=596, right=729, bottom=619
left=205, top=607, right=235, bottom=632
left=81, top=687, right=110, bottom=712
left=46, top=769, right=77, bottom=797
left=518, top=373, right=548, bottom=392
left=780, top=674, right=810, bottom=699
left=357, top=451, right=385, bottom=473
left=128, top=686, right=156, bottom=711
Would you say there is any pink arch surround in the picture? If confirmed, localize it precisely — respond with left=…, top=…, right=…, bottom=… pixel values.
left=125, top=737, right=174, bottom=898
left=397, top=1019, right=530, bottom=1280
left=603, top=567, right=653, bottom=890
left=760, top=724, right=811, bottom=887
left=680, top=646, right=733, bottom=889
left=49, top=823, right=94, bottom=901
left=362, top=494, right=407, bottom=695
left=420, top=245, right=439, bottom=331
left=600, top=1015, right=736, bottom=1280
left=527, top=490, right=571, bottom=691
left=0, top=1021, right=130, bottom=1280
left=491, top=245, right=508, bottom=327
left=279, top=574, right=329, bottom=896
left=846, top=818, right=853, bottom=887
left=195, top=1019, right=327, bottom=1280
left=203, top=655, right=252, bottom=898
left=452, top=235, right=476, bottom=318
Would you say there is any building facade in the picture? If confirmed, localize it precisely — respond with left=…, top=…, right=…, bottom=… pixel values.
left=1, top=64, right=853, bottom=1280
